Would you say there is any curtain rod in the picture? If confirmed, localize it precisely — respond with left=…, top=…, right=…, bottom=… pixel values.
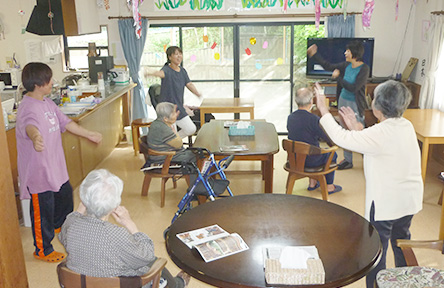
left=431, top=11, right=444, bottom=15
left=108, top=12, right=361, bottom=21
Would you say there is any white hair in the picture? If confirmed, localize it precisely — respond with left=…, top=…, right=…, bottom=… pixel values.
left=79, top=169, right=123, bottom=219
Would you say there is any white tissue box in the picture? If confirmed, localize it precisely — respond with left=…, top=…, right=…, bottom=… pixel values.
left=265, top=258, right=325, bottom=285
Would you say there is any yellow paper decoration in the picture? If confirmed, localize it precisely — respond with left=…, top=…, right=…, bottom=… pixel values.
left=203, top=35, right=209, bottom=42
left=214, top=53, right=220, bottom=60
left=277, top=57, right=284, bottom=65
left=250, top=37, right=257, bottom=45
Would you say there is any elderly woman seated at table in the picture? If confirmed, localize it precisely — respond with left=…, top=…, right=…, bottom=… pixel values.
left=59, top=169, right=190, bottom=288
left=143, top=102, right=196, bottom=166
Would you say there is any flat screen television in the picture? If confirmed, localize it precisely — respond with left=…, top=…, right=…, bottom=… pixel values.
left=306, top=37, right=375, bottom=78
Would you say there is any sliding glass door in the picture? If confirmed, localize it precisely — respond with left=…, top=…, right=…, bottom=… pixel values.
left=141, top=23, right=324, bottom=133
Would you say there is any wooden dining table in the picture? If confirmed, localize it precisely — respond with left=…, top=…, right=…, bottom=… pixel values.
left=199, top=98, right=255, bottom=125
left=166, top=194, right=382, bottom=288
left=403, top=109, right=444, bottom=181
left=193, top=120, right=279, bottom=194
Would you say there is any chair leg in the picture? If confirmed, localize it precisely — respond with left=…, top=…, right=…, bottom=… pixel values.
left=316, top=176, right=329, bottom=201
left=185, top=175, right=190, bottom=187
left=161, top=178, right=168, bottom=208
left=141, top=174, right=152, bottom=197
left=173, top=177, right=177, bottom=189
left=285, top=174, right=297, bottom=195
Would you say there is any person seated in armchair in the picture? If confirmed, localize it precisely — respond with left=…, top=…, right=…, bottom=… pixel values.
left=59, top=169, right=190, bottom=288
left=143, top=102, right=196, bottom=167
left=287, top=86, right=342, bottom=194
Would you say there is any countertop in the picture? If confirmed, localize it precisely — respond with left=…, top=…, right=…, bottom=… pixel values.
left=2, top=83, right=136, bottom=131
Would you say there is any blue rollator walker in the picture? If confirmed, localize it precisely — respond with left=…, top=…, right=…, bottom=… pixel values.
left=171, top=147, right=234, bottom=224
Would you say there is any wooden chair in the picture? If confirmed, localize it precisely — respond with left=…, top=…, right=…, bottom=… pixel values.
left=376, top=240, right=444, bottom=287
left=57, top=257, right=167, bottom=288
left=282, top=139, right=338, bottom=201
left=139, top=136, right=190, bottom=208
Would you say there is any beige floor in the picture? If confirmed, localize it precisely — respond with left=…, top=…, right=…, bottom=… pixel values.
left=21, top=137, right=444, bottom=288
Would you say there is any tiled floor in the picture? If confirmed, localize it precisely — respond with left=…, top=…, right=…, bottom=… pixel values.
left=21, top=137, right=444, bottom=288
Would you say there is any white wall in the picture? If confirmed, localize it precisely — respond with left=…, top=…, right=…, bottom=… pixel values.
left=0, top=0, right=441, bottom=85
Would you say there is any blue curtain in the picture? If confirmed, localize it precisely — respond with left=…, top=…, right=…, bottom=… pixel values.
left=327, top=15, right=355, bottom=37
left=118, top=18, right=148, bottom=121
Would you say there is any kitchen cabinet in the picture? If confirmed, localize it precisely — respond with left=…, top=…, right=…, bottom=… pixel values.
left=61, top=0, right=100, bottom=36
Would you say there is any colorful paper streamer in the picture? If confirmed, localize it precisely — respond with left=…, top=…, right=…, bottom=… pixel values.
left=250, top=37, right=257, bottom=45
left=262, top=41, right=268, bottom=49
left=190, top=55, right=197, bottom=62
left=362, top=0, right=375, bottom=28
left=214, top=53, right=220, bottom=60
left=245, top=48, right=251, bottom=56
left=203, top=35, right=209, bottom=42
left=211, top=42, right=217, bottom=49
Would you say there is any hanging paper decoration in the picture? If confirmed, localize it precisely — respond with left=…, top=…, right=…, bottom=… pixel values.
left=362, top=0, right=375, bottom=29
left=211, top=42, right=217, bottom=49
left=245, top=48, right=251, bottom=56
left=214, top=53, right=220, bottom=60
left=190, top=55, right=197, bottom=62
left=163, top=44, right=167, bottom=52
left=250, top=37, right=257, bottom=45
left=395, top=0, right=399, bottom=21
left=276, top=58, right=283, bottom=65
left=283, top=0, right=288, bottom=13
left=262, top=41, right=268, bottom=49
left=255, top=63, right=262, bottom=70
left=342, top=0, right=348, bottom=20
left=203, top=35, right=209, bottom=42
left=104, top=0, right=110, bottom=10
left=155, top=53, right=161, bottom=59
left=315, top=0, right=321, bottom=30
left=127, top=0, right=145, bottom=39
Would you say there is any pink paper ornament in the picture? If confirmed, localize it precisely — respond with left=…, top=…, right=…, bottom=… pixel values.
left=362, top=0, right=375, bottom=28
left=315, top=0, right=321, bottom=30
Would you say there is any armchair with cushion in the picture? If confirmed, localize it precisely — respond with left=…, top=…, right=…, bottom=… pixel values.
left=139, top=135, right=190, bottom=208
left=282, top=139, right=338, bottom=201
left=376, top=239, right=444, bottom=287
left=57, top=257, right=167, bottom=288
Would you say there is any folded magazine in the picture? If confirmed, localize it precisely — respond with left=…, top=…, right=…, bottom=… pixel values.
left=176, top=224, right=249, bottom=262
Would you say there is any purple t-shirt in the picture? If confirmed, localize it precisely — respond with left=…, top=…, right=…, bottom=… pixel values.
left=16, top=96, right=72, bottom=199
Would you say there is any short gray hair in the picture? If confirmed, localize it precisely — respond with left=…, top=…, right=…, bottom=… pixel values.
left=156, top=102, right=176, bottom=120
left=295, top=87, right=313, bottom=107
left=373, top=80, right=411, bottom=118
left=79, top=169, right=123, bottom=219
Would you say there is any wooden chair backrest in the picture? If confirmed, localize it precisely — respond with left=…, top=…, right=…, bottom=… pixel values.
left=397, top=239, right=444, bottom=266
left=57, top=258, right=167, bottom=288
left=282, top=139, right=323, bottom=172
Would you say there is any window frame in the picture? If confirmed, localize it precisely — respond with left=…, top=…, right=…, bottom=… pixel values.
left=63, top=25, right=110, bottom=72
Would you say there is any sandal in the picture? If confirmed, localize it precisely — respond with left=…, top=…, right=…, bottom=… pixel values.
left=33, top=251, right=65, bottom=262
left=307, top=182, right=320, bottom=191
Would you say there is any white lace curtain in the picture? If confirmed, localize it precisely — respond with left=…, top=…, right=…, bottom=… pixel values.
left=419, top=14, right=444, bottom=111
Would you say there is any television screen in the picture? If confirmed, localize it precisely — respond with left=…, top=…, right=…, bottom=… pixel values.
left=306, top=38, right=375, bottom=78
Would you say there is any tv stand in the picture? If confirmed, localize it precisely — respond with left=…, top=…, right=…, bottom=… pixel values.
left=317, top=80, right=420, bottom=108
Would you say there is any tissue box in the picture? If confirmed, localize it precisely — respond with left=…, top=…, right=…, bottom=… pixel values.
left=228, top=125, right=255, bottom=136
left=265, top=258, right=325, bottom=285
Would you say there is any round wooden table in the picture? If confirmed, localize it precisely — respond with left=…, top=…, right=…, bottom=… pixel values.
left=166, top=194, right=382, bottom=288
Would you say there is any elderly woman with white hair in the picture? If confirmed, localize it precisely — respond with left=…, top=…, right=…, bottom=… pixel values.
left=59, top=169, right=189, bottom=288
left=314, top=80, right=423, bottom=288
left=144, top=102, right=196, bottom=166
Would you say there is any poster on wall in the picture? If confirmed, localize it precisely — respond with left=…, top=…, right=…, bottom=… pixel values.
left=154, top=0, right=344, bottom=12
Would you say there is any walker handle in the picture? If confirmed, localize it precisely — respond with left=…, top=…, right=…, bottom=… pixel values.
left=223, top=155, right=235, bottom=169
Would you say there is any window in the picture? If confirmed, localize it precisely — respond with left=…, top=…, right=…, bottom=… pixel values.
left=64, top=26, right=109, bottom=70
left=141, top=23, right=324, bottom=133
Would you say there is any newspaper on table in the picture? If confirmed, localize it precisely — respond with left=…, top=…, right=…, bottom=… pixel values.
left=219, top=145, right=248, bottom=152
left=176, top=224, right=249, bottom=262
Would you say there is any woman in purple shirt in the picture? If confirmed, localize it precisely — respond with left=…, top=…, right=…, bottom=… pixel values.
left=16, top=62, right=102, bottom=262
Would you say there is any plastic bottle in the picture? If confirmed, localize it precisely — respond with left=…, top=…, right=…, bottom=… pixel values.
left=3, top=107, right=8, bottom=129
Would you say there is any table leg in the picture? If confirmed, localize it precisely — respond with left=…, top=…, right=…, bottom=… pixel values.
left=250, top=108, right=254, bottom=120
left=132, top=124, right=140, bottom=156
left=263, top=155, right=274, bottom=193
left=421, top=138, right=430, bottom=181
left=440, top=192, right=444, bottom=240
left=200, top=109, right=206, bottom=126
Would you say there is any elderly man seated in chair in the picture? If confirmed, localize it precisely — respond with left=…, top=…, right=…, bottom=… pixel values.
left=59, top=169, right=190, bottom=288
left=287, top=86, right=342, bottom=194
left=143, top=102, right=196, bottom=168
